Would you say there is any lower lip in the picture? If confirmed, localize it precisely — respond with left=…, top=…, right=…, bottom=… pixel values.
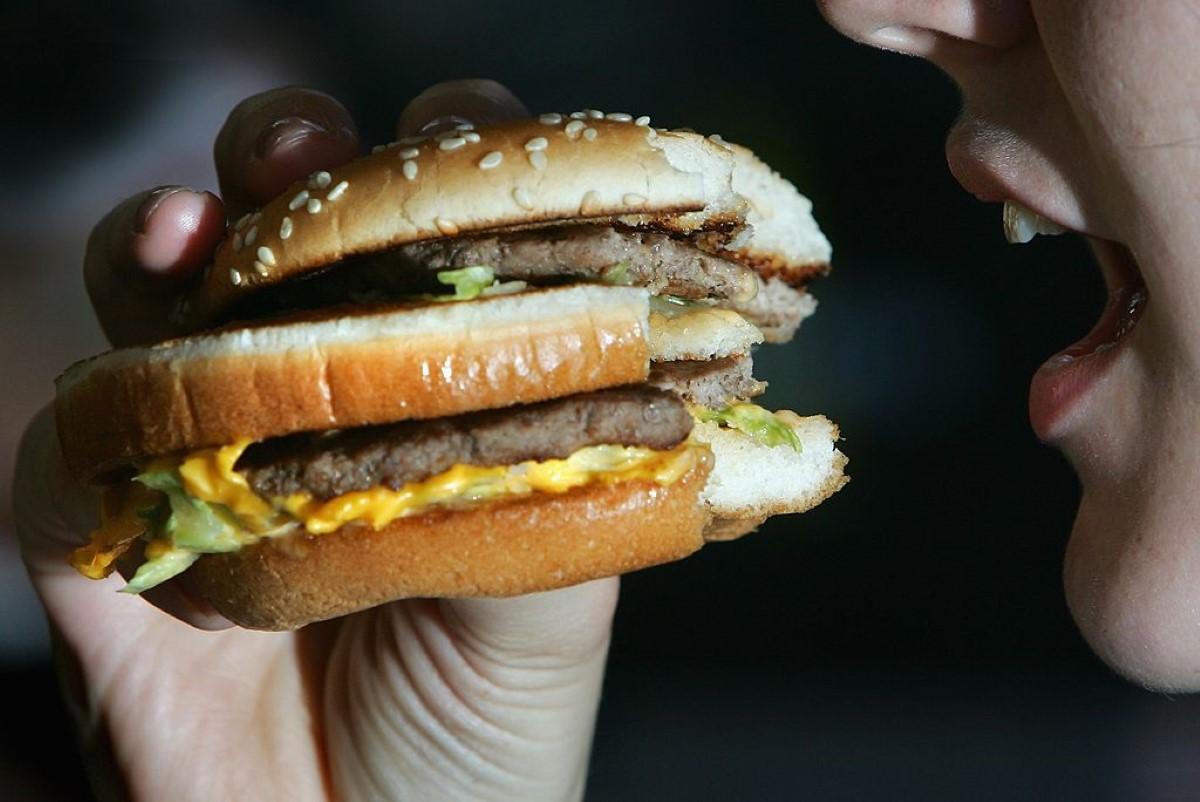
left=1028, top=239, right=1147, bottom=440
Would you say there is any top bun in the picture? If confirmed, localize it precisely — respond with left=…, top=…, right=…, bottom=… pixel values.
left=189, top=113, right=832, bottom=326
left=192, top=115, right=743, bottom=324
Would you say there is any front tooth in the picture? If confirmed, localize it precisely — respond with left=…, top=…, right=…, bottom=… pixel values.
left=1003, top=201, right=1067, bottom=244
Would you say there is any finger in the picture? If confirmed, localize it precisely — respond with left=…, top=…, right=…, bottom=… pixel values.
left=213, top=87, right=359, bottom=220
left=326, top=581, right=618, bottom=795
left=140, top=577, right=233, bottom=632
left=441, top=578, right=619, bottom=667
left=84, top=187, right=225, bottom=347
left=14, top=406, right=232, bottom=631
left=395, top=79, right=529, bottom=138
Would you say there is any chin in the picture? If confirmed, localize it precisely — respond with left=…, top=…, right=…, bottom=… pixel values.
left=1064, top=492, right=1200, bottom=692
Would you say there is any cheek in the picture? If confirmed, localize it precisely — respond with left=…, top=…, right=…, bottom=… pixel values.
left=1065, top=486, right=1200, bottom=691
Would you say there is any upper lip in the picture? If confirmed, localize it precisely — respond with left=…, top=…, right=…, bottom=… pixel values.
left=944, top=124, right=1087, bottom=237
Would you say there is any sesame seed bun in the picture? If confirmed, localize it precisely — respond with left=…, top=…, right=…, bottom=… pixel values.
left=186, top=116, right=832, bottom=327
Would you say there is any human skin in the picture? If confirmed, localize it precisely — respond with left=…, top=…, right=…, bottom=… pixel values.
left=13, top=81, right=615, bottom=802
left=818, top=0, right=1200, bottom=689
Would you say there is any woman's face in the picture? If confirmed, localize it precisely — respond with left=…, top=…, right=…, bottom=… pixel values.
left=820, top=0, right=1200, bottom=689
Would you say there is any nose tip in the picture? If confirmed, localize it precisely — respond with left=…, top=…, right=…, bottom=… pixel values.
left=817, top=0, right=898, bottom=49
left=818, top=0, right=1033, bottom=59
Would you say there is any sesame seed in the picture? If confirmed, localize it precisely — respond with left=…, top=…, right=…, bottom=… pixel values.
left=635, top=115, right=651, bottom=126
left=280, top=217, right=293, bottom=239
left=398, top=147, right=419, bottom=159
left=396, top=135, right=426, bottom=145
left=371, top=144, right=386, bottom=154
left=434, top=130, right=460, bottom=141
left=646, top=127, right=658, bottom=140
left=233, top=231, right=243, bottom=251
left=463, top=131, right=481, bottom=144
left=569, top=111, right=587, bottom=119
left=234, top=212, right=252, bottom=230
left=529, top=150, right=548, bottom=171
left=606, top=112, right=633, bottom=122
left=623, top=193, right=648, bottom=207
left=455, top=122, right=475, bottom=131
left=327, top=180, right=349, bottom=201
left=539, top=113, right=562, bottom=125
left=580, top=190, right=601, bottom=214
left=478, top=151, right=503, bottom=170
left=253, top=260, right=270, bottom=277
left=230, top=268, right=243, bottom=286
left=435, top=218, right=459, bottom=235
left=309, top=170, right=332, bottom=189
left=402, top=160, right=418, bottom=180
left=288, top=190, right=309, bottom=211
left=585, top=109, right=604, bottom=119
left=439, top=136, right=467, bottom=151
left=524, top=137, right=548, bottom=151
left=512, top=187, right=534, bottom=210
left=564, top=120, right=585, bottom=138
left=245, top=226, right=258, bottom=246
left=306, top=198, right=322, bottom=214
left=583, top=127, right=598, bottom=141
left=257, top=245, right=276, bottom=267
left=250, top=211, right=263, bottom=224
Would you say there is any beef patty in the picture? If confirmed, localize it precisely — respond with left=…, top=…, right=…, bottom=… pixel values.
left=238, top=386, right=693, bottom=499
left=648, top=355, right=765, bottom=409
left=397, top=225, right=757, bottom=300
left=225, top=224, right=759, bottom=322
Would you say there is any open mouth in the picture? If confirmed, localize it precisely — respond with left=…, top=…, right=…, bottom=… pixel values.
left=1005, top=202, right=1148, bottom=439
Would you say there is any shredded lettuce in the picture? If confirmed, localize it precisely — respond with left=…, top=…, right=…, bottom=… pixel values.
left=136, top=470, right=243, bottom=553
left=434, top=266, right=496, bottom=301
left=694, top=403, right=803, bottom=453
left=428, top=266, right=531, bottom=301
left=649, top=294, right=717, bottom=317
left=600, top=261, right=633, bottom=285
left=121, top=546, right=200, bottom=594
left=110, top=469, right=249, bottom=593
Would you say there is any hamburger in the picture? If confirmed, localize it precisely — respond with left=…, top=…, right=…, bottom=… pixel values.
left=57, top=111, right=847, bottom=630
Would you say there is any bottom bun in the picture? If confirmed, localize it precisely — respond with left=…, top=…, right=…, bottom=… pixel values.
left=187, top=451, right=713, bottom=630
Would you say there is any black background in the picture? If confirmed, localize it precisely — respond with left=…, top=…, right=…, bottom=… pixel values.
left=5, top=2, right=1200, bottom=799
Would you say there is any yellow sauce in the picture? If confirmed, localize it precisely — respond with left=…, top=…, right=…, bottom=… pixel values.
left=74, top=436, right=702, bottom=583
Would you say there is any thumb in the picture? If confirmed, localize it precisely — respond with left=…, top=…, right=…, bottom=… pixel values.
left=441, top=578, right=620, bottom=669
left=325, top=580, right=619, bottom=801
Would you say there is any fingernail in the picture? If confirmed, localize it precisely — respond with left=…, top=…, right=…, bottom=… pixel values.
left=255, top=116, right=329, bottom=159
left=418, top=114, right=475, bottom=135
left=398, top=80, right=529, bottom=137
left=134, top=186, right=189, bottom=234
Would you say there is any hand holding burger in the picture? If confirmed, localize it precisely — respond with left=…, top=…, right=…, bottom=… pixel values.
left=14, top=81, right=641, bottom=802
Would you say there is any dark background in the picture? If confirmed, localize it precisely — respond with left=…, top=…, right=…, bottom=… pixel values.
left=5, top=2, right=1200, bottom=800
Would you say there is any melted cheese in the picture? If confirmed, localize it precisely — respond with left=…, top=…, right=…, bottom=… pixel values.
left=179, top=440, right=700, bottom=536
left=177, top=439, right=278, bottom=530
left=284, top=444, right=699, bottom=534
left=68, top=482, right=161, bottom=579
left=74, top=438, right=702, bottom=586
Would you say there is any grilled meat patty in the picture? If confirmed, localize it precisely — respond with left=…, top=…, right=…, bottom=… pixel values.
left=238, top=386, right=693, bottom=500
left=648, top=355, right=765, bottom=409
left=226, top=225, right=760, bottom=322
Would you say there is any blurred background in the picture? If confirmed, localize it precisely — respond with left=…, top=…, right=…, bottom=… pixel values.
left=4, top=2, right=1200, bottom=800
